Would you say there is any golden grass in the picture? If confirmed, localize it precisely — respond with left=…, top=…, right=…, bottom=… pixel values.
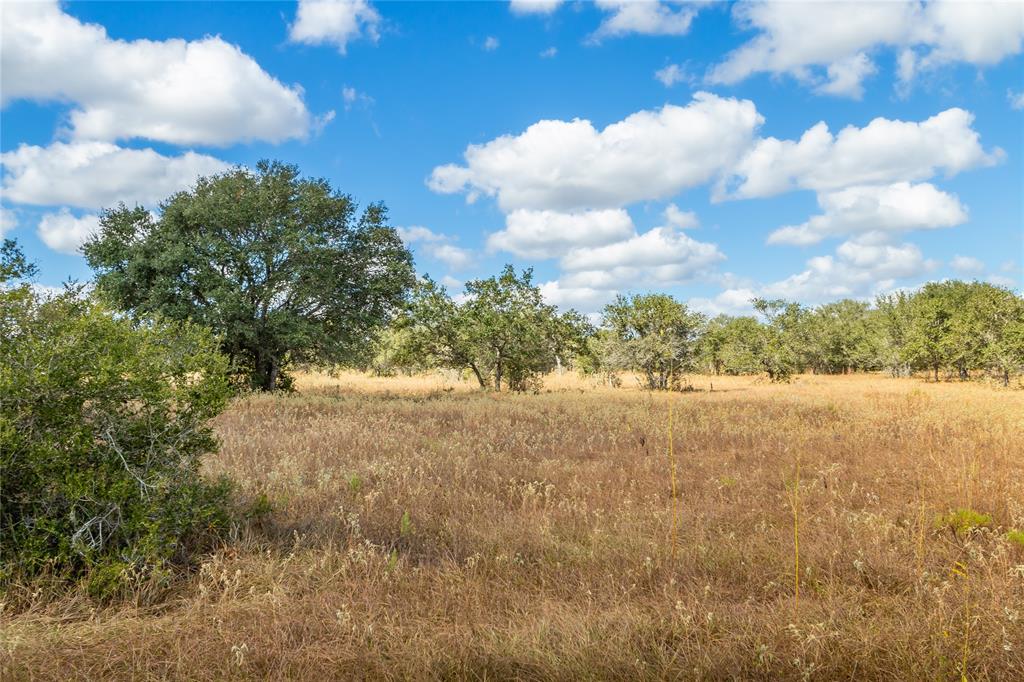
left=4, top=372, right=1024, bottom=680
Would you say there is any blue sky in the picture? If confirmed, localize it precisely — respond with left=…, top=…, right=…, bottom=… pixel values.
left=1, top=0, right=1021, bottom=314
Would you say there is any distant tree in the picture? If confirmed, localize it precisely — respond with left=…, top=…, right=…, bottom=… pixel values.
left=717, top=316, right=765, bottom=375
left=965, top=282, right=1024, bottom=385
left=599, top=294, right=705, bottom=390
left=400, top=266, right=588, bottom=391
left=84, top=160, right=414, bottom=391
left=751, top=298, right=802, bottom=382
left=903, top=282, right=959, bottom=381
left=805, top=299, right=881, bottom=374
left=699, top=315, right=730, bottom=375
left=876, top=292, right=913, bottom=377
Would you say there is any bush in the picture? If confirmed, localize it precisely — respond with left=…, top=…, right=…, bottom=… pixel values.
left=1, top=244, right=234, bottom=594
left=934, top=508, right=992, bottom=537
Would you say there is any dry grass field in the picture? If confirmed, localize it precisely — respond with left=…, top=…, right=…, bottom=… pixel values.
left=3, top=372, right=1024, bottom=680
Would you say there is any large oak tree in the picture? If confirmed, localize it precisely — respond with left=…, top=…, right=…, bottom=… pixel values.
left=84, top=160, right=414, bottom=391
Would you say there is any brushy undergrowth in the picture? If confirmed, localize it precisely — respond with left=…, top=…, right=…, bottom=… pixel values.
left=0, top=288, right=233, bottom=601
left=3, top=371, right=1023, bottom=680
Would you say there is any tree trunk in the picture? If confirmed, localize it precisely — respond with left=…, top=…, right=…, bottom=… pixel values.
left=1004, top=369, right=1010, bottom=387
left=267, top=357, right=279, bottom=392
left=495, top=352, right=503, bottom=392
left=469, top=363, right=487, bottom=389
left=255, top=353, right=279, bottom=391
left=934, top=365, right=940, bottom=382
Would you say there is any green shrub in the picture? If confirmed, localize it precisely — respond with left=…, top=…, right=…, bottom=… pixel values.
left=1, top=241, right=234, bottom=594
left=934, top=508, right=992, bottom=536
left=1007, top=529, right=1024, bottom=549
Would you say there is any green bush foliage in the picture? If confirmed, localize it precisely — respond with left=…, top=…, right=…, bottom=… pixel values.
left=1, top=241, right=234, bottom=593
left=934, top=509, right=993, bottom=537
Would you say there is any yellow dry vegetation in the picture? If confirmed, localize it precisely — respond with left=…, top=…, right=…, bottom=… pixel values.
left=4, top=371, right=1024, bottom=680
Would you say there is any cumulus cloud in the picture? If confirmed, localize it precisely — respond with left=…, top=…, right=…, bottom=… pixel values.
left=1, top=0, right=312, bottom=147
left=748, top=237, right=937, bottom=303
left=561, top=225, right=722, bottom=276
left=289, top=0, right=381, bottom=54
left=1, top=141, right=231, bottom=210
left=487, top=209, right=636, bottom=258
left=538, top=280, right=616, bottom=313
left=654, top=63, right=688, bottom=87
left=816, top=52, right=876, bottom=99
left=398, top=225, right=473, bottom=271
left=767, top=182, right=967, bottom=246
left=591, top=0, right=702, bottom=41
left=663, top=203, right=698, bottom=229
left=688, top=287, right=759, bottom=317
left=708, top=0, right=1024, bottom=98
left=36, top=209, right=101, bottom=256
left=721, top=108, right=999, bottom=200
left=700, top=237, right=935, bottom=312
left=429, top=92, right=762, bottom=212
left=0, top=208, right=17, bottom=239
left=988, top=274, right=1020, bottom=289
left=510, top=0, right=564, bottom=16
left=950, top=255, right=985, bottom=275
left=536, top=223, right=724, bottom=313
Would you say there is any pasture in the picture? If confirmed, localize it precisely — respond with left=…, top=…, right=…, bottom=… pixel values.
left=3, top=373, right=1023, bottom=680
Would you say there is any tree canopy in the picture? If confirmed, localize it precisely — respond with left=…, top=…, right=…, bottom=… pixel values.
left=84, top=160, right=414, bottom=391
left=398, top=266, right=589, bottom=391
left=598, top=293, right=705, bottom=390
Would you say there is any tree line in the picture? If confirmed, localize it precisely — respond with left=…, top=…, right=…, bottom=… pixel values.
left=372, top=271, right=1024, bottom=390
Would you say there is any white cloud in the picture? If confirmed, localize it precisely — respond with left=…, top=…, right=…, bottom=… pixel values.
left=539, top=46, right=558, bottom=58
left=398, top=225, right=473, bottom=271
left=429, top=92, right=762, bottom=212
left=758, top=237, right=936, bottom=303
left=950, top=255, right=985, bottom=275
left=654, top=63, right=688, bottom=87
left=688, top=288, right=759, bottom=317
left=488, top=209, right=636, bottom=258
left=663, top=203, right=698, bottom=229
left=0, top=208, right=17, bottom=238
left=988, top=274, right=1020, bottom=289
left=484, top=36, right=500, bottom=52
left=289, top=0, right=381, bottom=54
left=708, top=0, right=1024, bottom=98
left=510, top=0, right=564, bottom=16
left=535, top=224, right=724, bottom=313
left=429, top=243, right=473, bottom=270
left=561, top=225, right=722, bottom=275
left=1, top=0, right=312, bottom=147
left=342, top=86, right=374, bottom=111
left=440, top=275, right=463, bottom=291
left=539, top=280, right=616, bottom=313
left=591, top=1, right=702, bottom=41
left=1009, top=89, right=1024, bottom=111
left=815, top=52, right=876, bottom=99
left=36, top=209, right=100, bottom=256
left=767, top=182, right=966, bottom=246
left=722, top=108, right=999, bottom=200
left=1, top=141, right=230, bottom=210
left=397, top=225, right=445, bottom=243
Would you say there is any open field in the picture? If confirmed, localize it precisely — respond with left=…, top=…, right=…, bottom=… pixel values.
left=4, top=372, right=1024, bottom=680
